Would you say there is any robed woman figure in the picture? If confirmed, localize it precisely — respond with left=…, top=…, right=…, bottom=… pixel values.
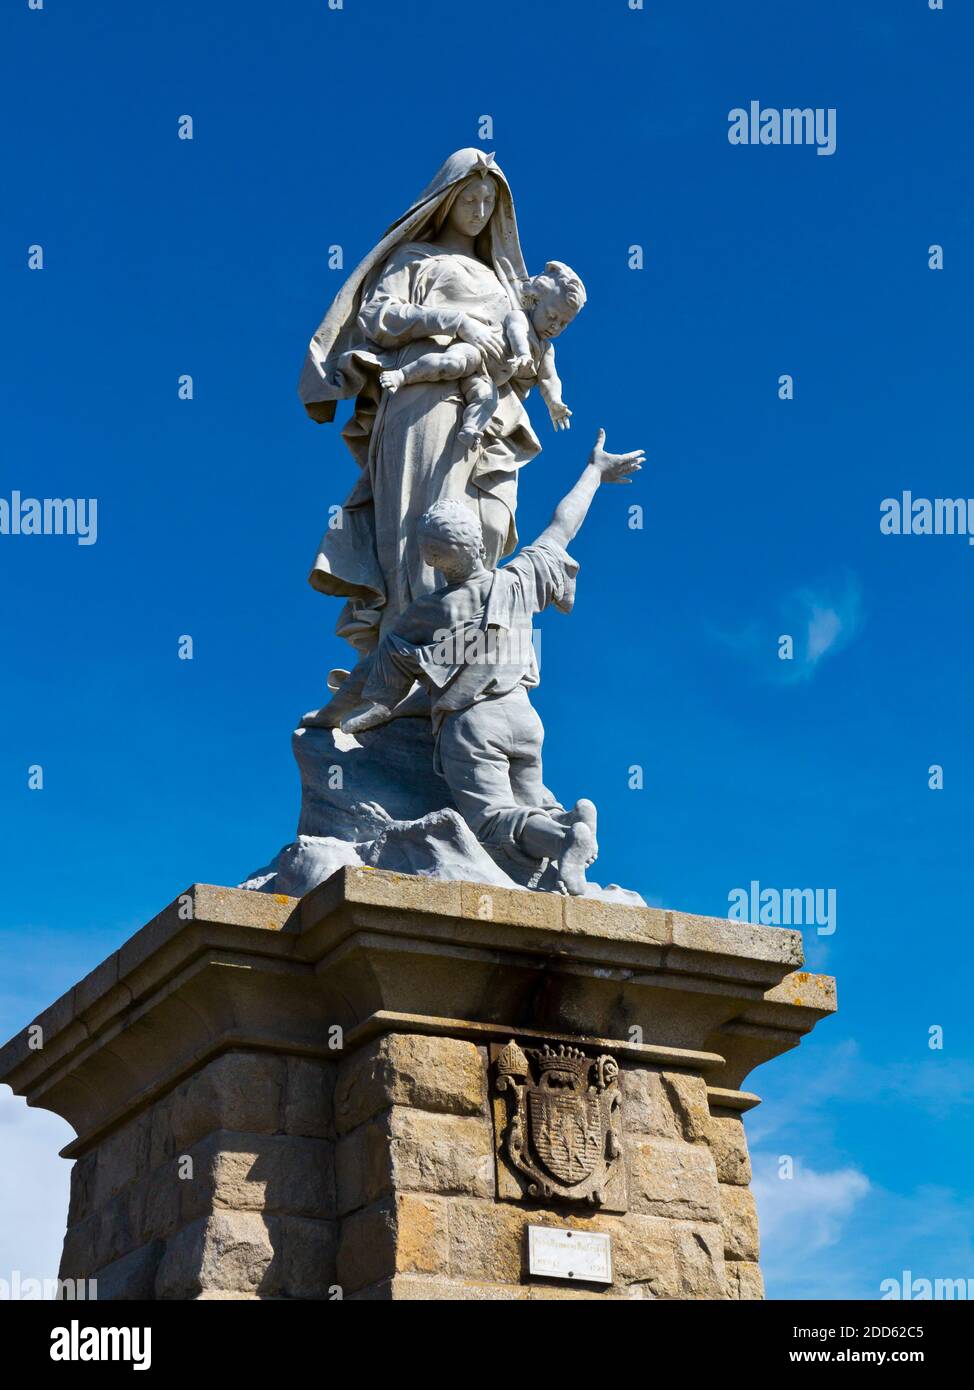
left=298, top=148, right=542, bottom=657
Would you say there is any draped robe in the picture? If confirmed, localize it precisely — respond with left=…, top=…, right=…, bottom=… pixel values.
left=298, top=149, right=544, bottom=651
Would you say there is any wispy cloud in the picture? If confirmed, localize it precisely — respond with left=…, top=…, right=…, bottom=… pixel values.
left=750, top=1039, right=974, bottom=1146
left=714, top=571, right=864, bottom=684
left=755, top=1157, right=974, bottom=1300
left=749, top=1035, right=974, bottom=1297
left=754, top=1157, right=871, bottom=1256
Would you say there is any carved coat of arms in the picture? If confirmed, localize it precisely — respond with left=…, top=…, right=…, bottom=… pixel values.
left=493, top=1040, right=625, bottom=1208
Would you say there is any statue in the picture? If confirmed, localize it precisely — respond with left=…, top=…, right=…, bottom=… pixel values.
left=339, top=430, right=643, bottom=894
left=241, top=149, right=647, bottom=904
left=298, top=148, right=567, bottom=656
left=376, top=258, right=584, bottom=452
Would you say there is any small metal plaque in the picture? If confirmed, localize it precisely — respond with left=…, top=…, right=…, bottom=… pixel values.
left=527, top=1226, right=612, bottom=1285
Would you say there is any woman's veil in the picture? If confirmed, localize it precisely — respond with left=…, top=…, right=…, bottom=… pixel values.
left=298, top=148, right=528, bottom=423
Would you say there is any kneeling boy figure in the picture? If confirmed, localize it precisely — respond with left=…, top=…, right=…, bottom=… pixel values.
left=342, top=430, right=644, bottom=895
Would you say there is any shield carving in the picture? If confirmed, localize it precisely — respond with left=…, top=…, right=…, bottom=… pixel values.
left=494, top=1040, right=623, bottom=1206
left=529, top=1087, right=602, bottom=1185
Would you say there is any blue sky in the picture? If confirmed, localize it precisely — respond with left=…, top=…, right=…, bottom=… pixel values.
left=1, top=0, right=971, bottom=1299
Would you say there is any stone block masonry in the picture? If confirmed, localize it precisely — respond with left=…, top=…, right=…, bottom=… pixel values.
left=0, top=872, right=836, bottom=1299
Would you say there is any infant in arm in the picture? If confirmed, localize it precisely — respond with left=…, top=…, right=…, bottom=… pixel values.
left=379, top=260, right=586, bottom=448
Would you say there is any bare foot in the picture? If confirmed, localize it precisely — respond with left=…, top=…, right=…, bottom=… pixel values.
left=379, top=369, right=404, bottom=393
left=341, top=702, right=392, bottom=736
left=570, top=798, right=598, bottom=835
left=457, top=427, right=482, bottom=452
left=556, top=822, right=597, bottom=896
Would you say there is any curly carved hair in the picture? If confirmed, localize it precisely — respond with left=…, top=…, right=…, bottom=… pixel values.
left=524, top=260, right=587, bottom=314
left=418, top=498, right=486, bottom=557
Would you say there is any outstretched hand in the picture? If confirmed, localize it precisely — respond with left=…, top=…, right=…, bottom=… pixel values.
left=589, top=428, right=644, bottom=483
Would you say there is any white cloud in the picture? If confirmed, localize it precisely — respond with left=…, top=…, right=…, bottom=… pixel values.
left=714, top=571, right=864, bottom=684
left=753, top=1158, right=871, bottom=1256
left=754, top=1156, right=974, bottom=1300
left=783, top=576, right=863, bottom=680
left=0, top=1087, right=75, bottom=1293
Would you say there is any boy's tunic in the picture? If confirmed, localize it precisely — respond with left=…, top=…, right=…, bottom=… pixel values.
left=361, top=539, right=578, bottom=847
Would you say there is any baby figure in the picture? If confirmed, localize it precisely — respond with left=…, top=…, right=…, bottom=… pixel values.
left=379, top=260, right=586, bottom=448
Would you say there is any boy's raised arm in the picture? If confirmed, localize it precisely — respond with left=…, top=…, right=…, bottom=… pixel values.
left=535, top=429, right=644, bottom=550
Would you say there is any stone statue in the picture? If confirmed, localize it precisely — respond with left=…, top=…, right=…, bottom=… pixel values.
left=298, top=148, right=566, bottom=656
left=377, top=258, right=584, bottom=452
left=241, top=149, right=648, bottom=904
left=338, top=430, right=643, bottom=895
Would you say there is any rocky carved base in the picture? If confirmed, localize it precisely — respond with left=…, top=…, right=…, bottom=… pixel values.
left=241, top=717, right=645, bottom=904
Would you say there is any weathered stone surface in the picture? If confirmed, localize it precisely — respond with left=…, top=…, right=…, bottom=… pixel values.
left=2, top=879, right=835, bottom=1301
left=278, top=1216, right=338, bottom=1298
left=672, top=1221, right=727, bottom=1299
left=628, top=1138, right=722, bottom=1222
left=613, top=1216, right=725, bottom=1299
left=720, top=1183, right=760, bottom=1263
left=622, top=1067, right=681, bottom=1138
left=336, top=1198, right=395, bottom=1293
left=446, top=1199, right=725, bottom=1298
left=148, top=1096, right=176, bottom=1170
left=337, top=1195, right=449, bottom=1293
left=169, top=1052, right=286, bottom=1147
left=393, top=1193, right=450, bottom=1280
left=706, top=1111, right=753, bottom=1186
left=185, top=1131, right=335, bottom=1220
left=562, top=896, right=669, bottom=942
left=140, top=1165, right=183, bottom=1243
left=59, top=1212, right=100, bottom=1282
left=660, top=1072, right=711, bottom=1143
left=670, top=911, right=804, bottom=969
left=106, top=1185, right=150, bottom=1270
left=448, top=1195, right=526, bottom=1284
left=337, top=1107, right=493, bottom=1214
left=622, top=1067, right=713, bottom=1145
left=67, top=1152, right=97, bottom=1227
left=1, top=872, right=833, bottom=1163
left=725, top=1260, right=765, bottom=1300
left=334, top=1034, right=487, bottom=1133
left=155, top=1212, right=279, bottom=1298
left=284, top=1057, right=335, bottom=1139
left=459, top=881, right=563, bottom=930
left=92, top=1241, right=165, bottom=1301
left=90, top=1113, right=152, bottom=1210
